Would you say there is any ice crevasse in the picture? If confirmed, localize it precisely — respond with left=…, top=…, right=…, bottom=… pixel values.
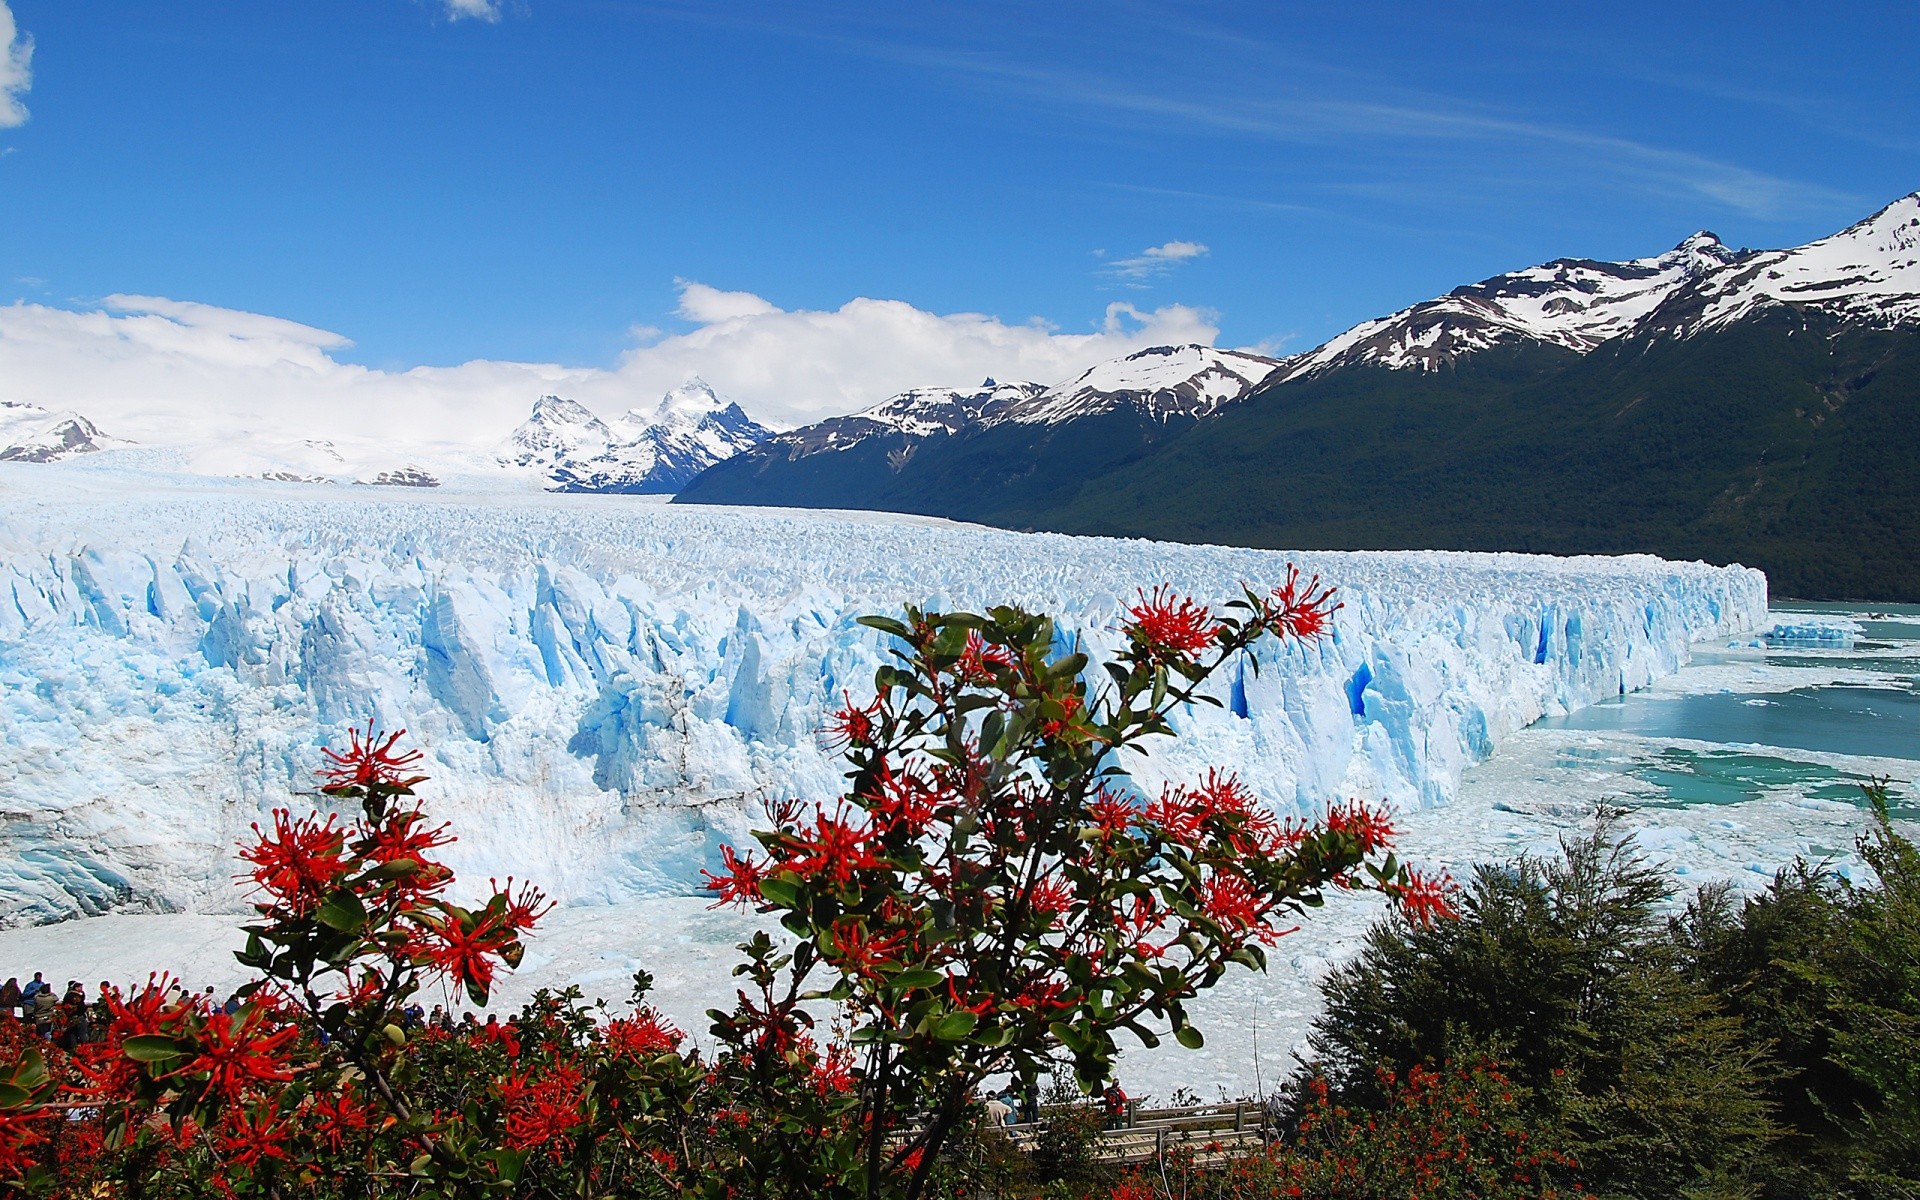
left=0, top=473, right=1767, bottom=925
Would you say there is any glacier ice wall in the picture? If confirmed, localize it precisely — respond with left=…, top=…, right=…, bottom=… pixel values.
left=0, top=468, right=1767, bottom=925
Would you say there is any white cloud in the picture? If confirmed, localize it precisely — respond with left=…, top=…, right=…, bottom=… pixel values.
left=0, top=1, right=33, bottom=128
left=0, top=284, right=1218, bottom=466
left=1102, top=240, right=1210, bottom=283
left=441, top=0, right=502, bottom=22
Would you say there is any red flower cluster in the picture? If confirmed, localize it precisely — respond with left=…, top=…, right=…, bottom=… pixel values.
left=498, top=1064, right=587, bottom=1155
left=211, top=1101, right=290, bottom=1169
left=604, top=1011, right=682, bottom=1058
left=824, top=692, right=883, bottom=750
left=956, top=629, right=1014, bottom=683
left=319, top=723, right=427, bottom=794
left=1391, top=867, right=1459, bottom=927
left=240, top=811, right=348, bottom=917
left=0, top=1111, right=45, bottom=1181
left=182, top=1008, right=298, bottom=1102
left=1125, top=585, right=1222, bottom=655
left=702, top=843, right=765, bottom=907
left=1323, top=800, right=1397, bottom=855
left=1260, top=565, right=1340, bottom=643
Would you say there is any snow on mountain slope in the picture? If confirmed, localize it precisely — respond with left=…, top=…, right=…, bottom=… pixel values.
left=740, top=381, right=1046, bottom=466
left=733, top=346, right=1283, bottom=467
left=1678, top=191, right=1920, bottom=332
left=504, top=379, right=771, bottom=493
left=0, top=464, right=1765, bottom=925
left=0, top=402, right=124, bottom=463
left=1281, top=192, right=1920, bottom=377
left=1000, top=344, right=1286, bottom=424
left=1284, top=234, right=1745, bottom=377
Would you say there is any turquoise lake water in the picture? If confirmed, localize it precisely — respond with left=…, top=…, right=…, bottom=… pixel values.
left=1461, top=602, right=1920, bottom=857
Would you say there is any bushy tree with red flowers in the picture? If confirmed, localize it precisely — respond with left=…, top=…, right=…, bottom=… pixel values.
left=1107, top=1060, right=1580, bottom=1200
left=703, top=570, right=1453, bottom=1200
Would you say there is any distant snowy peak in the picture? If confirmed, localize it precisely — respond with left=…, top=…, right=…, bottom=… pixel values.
left=0, top=402, right=125, bottom=463
left=1004, top=345, right=1286, bottom=425
left=1669, top=191, right=1920, bottom=334
left=1286, top=233, right=1746, bottom=377
left=504, top=381, right=772, bottom=494
left=762, top=380, right=1047, bottom=458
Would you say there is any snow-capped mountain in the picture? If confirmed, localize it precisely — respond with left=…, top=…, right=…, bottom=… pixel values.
left=1645, top=191, right=1920, bottom=336
left=0, top=402, right=123, bottom=462
left=505, top=379, right=772, bottom=494
left=1284, top=192, right=1920, bottom=378
left=676, top=345, right=1288, bottom=511
left=765, top=380, right=1047, bottom=459
left=1282, top=233, right=1747, bottom=377
left=998, top=345, right=1286, bottom=425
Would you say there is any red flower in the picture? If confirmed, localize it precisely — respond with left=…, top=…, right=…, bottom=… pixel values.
left=1262, top=566, right=1340, bottom=643
left=319, top=724, right=427, bottom=793
left=956, top=629, right=1014, bottom=683
left=812, top=1042, right=855, bottom=1097
left=824, top=691, right=883, bottom=749
left=868, top=765, right=945, bottom=832
left=604, top=1010, right=682, bottom=1058
left=1143, top=786, right=1204, bottom=844
left=309, top=1085, right=370, bottom=1154
left=1323, top=800, right=1397, bottom=855
left=1125, top=585, right=1221, bottom=656
left=1038, top=691, right=1085, bottom=740
left=360, top=809, right=455, bottom=899
left=212, top=1100, right=291, bottom=1169
left=0, top=1110, right=46, bottom=1180
left=408, top=910, right=516, bottom=997
left=180, top=1007, right=299, bottom=1102
left=239, top=810, right=348, bottom=916
left=499, top=1064, right=587, bottom=1154
left=490, top=876, right=555, bottom=932
left=1392, top=867, right=1458, bottom=927
left=784, top=805, right=883, bottom=888
left=825, top=919, right=909, bottom=979
left=702, top=843, right=765, bottom=907
left=1088, top=787, right=1138, bottom=838
left=1028, top=877, right=1074, bottom=922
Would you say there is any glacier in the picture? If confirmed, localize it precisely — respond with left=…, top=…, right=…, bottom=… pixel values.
left=0, top=462, right=1766, bottom=927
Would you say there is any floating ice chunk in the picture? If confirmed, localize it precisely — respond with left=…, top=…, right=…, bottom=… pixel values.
left=1764, top=616, right=1862, bottom=647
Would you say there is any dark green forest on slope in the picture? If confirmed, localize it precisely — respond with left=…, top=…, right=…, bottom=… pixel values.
left=1023, top=311, right=1920, bottom=601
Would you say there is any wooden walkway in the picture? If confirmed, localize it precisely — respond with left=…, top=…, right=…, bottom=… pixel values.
left=999, top=1101, right=1269, bottom=1165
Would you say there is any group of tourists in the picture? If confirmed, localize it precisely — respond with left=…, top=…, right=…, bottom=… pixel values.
left=0, top=971, right=518, bottom=1051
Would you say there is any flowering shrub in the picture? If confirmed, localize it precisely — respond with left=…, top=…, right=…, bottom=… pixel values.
left=703, top=571, right=1453, bottom=1200
left=1116, top=1060, right=1579, bottom=1200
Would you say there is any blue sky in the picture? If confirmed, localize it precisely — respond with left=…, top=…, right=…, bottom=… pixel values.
left=0, top=1, right=1915, bottom=426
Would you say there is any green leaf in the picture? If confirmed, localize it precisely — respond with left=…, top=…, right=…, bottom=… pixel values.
left=1174, top=1025, right=1205, bottom=1050
left=856, top=615, right=914, bottom=641
left=121, top=1035, right=187, bottom=1063
left=0, top=1083, right=29, bottom=1108
left=757, top=876, right=799, bottom=909
left=316, top=887, right=368, bottom=933
left=9, top=1048, right=47, bottom=1090
left=930, top=1010, right=978, bottom=1040
left=892, top=969, right=944, bottom=991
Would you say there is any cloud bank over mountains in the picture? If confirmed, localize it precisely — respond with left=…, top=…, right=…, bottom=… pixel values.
left=0, top=283, right=1218, bottom=459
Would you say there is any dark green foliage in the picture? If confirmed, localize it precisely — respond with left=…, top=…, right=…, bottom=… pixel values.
left=1046, top=314, right=1920, bottom=601
left=1303, top=815, right=1777, bottom=1199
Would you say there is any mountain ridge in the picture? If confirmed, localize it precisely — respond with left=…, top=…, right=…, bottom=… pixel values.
left=678, top=191, right=1920, bottom=599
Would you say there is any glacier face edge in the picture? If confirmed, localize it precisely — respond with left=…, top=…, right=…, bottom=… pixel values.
left=0, top=467, right=1767, bottom=925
